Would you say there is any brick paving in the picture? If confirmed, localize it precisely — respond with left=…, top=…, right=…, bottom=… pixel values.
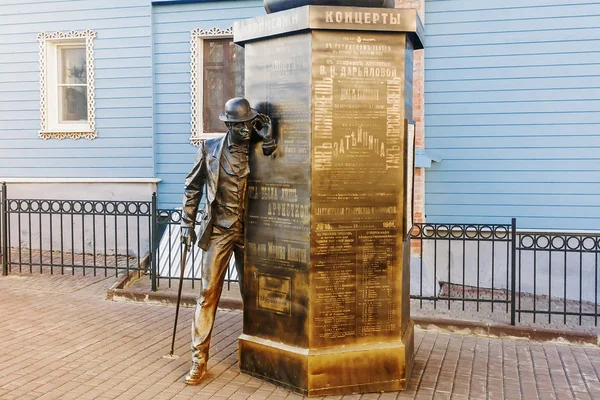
left=2, top=272, right=600, bottom=399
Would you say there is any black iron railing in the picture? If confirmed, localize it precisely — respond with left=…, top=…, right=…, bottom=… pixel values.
left=410, top=220, right=517, bottom=325
left=154, top=207, right=238, bottom=291
left=2, top=181, right=600, bottom=329
left=1, top=182, right=152, bottom=278
left=1, top=183, right=6, bottom=276
left=516, top=232, right=600, bottom=326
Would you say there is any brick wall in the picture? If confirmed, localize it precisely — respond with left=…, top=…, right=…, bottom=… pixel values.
left=396, top=0, right=425, bottom=254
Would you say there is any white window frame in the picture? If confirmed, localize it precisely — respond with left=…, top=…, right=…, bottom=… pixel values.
left=189, top=27, right=234, bottom=147
left=38, top=30, right=97, bottom=140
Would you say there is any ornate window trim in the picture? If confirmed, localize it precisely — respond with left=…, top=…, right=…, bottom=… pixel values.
left=38, top=30, right=97, bottom=140
left=189, top=27, right=234, bottom=147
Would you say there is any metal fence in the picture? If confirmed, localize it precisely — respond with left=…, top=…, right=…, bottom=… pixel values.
left=409, top=220, right=517, bottom=325
left=154, top=208, right=238, bottom=290
left=1, top=183, right=6, bottom=276
left=516, top=232, right=600, bottom=327
left=3, top=180, right=600, bottom=329
left=0, top=182, right=238, bottom=289
left=411, top=221, right=600, bottom=328
left=1, top=182, right=153, bottom=278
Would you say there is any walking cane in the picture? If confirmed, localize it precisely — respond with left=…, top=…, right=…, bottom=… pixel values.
left=163, top=239, right=191, bottom=359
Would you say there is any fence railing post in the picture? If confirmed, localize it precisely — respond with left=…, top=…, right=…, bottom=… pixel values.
left=151, top=192, right=158, bottom=291
left=510, top=217, right=517, bottom=325
left=2, top=182, right=8, bottom=276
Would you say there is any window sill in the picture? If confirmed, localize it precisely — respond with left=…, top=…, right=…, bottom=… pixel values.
left=39, top=130, right=98, bottom=140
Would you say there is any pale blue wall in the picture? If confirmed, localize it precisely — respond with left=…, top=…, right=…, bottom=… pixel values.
left=152, top=0, right=264, bottom=208
left=424, top=0, right=600, bottom=231
left=0, top=0, right=155, bottom=178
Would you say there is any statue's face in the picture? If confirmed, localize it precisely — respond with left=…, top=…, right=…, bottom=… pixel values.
left=227, top=120, right=253, bottom=142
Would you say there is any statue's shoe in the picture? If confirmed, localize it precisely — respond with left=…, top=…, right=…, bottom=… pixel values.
left=184, top=361, right=207, bottom=385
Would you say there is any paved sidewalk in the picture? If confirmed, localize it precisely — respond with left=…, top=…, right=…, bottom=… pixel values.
left=2, top=272, right=600, bottom=400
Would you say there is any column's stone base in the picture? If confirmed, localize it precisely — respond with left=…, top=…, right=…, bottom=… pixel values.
left=239, top=321, right=414, bottom=397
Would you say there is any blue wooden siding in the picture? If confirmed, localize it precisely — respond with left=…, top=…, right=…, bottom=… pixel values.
left=0, top=0, right=154, bottom=179
left=424, top=0, right=600, bottom=231
left=152, top=0, right=264, bottom=208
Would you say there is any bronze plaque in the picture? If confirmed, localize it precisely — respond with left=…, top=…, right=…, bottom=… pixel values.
left=258, top=274, right=292, bottom=315
left=311, top=30, right=406, bottom=347
left=309, top=6, right=420, bottom=33
left=234, top=6, right=309, bottom=44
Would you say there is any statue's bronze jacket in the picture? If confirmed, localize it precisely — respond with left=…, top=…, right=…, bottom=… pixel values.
left=182, top=136, right=226, bottom=251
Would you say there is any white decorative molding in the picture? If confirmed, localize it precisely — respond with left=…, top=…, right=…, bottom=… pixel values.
left=194, top=27, right=233, bottom=37
left=38, top=30, right=98, bottom=140
left=38, top=131, right=98, bottom=140
left=190, top=135, right=201, bottom=147
left=190, top=27, right=233, bottom=147
left=38, top=33, right=48, bottom=138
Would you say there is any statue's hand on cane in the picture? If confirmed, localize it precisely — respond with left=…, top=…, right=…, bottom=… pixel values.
left=181, top=227, right=197, bottom=248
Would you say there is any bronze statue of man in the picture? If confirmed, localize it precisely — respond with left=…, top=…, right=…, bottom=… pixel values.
left=180, top=97, right=276, bottom=385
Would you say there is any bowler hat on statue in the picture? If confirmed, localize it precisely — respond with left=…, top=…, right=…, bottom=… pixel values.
left=219, top=97, right=258, bottom=123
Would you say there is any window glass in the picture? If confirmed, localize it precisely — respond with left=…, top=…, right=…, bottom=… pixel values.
left=202, top=38, right=244, bottom=133
left=59, top=46, right=87, bottom=122
left=60, top=86, right=87, bottom=122
left=60, top=47, right=86, bottom=84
